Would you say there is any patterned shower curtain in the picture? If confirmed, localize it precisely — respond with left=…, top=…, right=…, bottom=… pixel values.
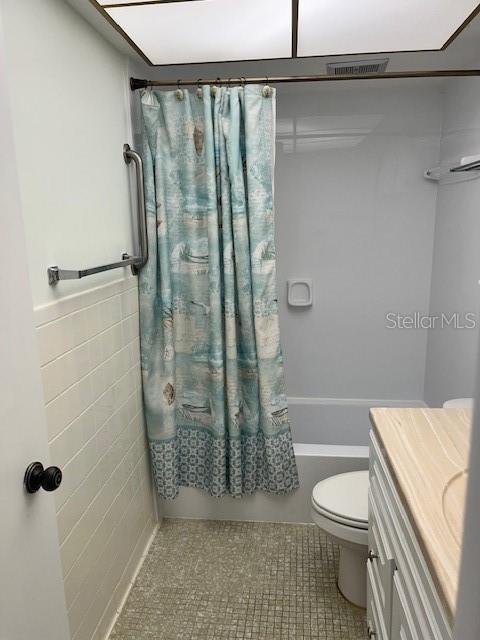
left=139, top=84, right=299, bottom=499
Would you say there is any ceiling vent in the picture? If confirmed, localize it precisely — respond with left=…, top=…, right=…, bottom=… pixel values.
left=326, top=58, right=389, bottom=76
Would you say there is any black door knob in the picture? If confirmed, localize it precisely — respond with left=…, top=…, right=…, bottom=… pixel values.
left=24, top=461, right=62, bottom=493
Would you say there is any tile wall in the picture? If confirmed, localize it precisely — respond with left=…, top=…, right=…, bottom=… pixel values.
left=34, top=276, right=156, bottom=640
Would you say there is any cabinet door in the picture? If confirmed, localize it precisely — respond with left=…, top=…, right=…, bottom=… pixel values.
left=367, top=561, right=389, bottom=640
left=391, top=571, right=419, bottom=640
left=369, top=487, right=396, bottom=629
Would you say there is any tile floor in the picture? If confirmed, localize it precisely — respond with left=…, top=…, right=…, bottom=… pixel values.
left=110, top=519, right=367, bottom=639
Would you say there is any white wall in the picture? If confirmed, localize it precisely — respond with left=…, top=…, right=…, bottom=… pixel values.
left=424, top=77, right=480, bottom=407
left=275, top=82, right=442, bottom=401
left=2, top=0, right=136, bottom=307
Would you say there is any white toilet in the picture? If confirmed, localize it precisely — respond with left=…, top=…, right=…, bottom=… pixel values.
left=311, top=470, right=369, bottom=608
left=443, top=397, right=474, bottom=409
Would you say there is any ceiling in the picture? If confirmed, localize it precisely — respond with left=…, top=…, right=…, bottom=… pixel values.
left=67, top=0, right=480, bottom=79
left=85, top=0, right=480, bottom=67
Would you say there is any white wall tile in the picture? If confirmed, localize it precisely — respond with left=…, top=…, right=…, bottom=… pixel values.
left=37, top=314, right=75, bottom=365
left=34, top=278, right=136, bottom=327
left=41, top=342, right=91, bottom=403
left=120, top=287, right=139, bottom=319
left=35, top=278, right=155, bottom=640
left=121, top=313, right=139, bottom=344
left=93, top=518, right=155, bottom=640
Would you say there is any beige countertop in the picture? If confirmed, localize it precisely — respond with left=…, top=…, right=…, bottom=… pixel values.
left=369, top=407, right=472, bottom=620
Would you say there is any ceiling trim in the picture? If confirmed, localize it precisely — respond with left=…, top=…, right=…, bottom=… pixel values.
left=100, top=1, right=206, bottom=7
left=291, top=0, right=299, bottom=58
left=441, top=2, right=480, bottom=49
left=88, top=0, right=153, bottom=64
left=88, top=0, right=480, bottom=68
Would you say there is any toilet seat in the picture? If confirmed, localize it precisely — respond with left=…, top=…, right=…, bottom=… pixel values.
left=311, top=502, right=368, bottom=529
left=311, top=470, right=369, bottom=530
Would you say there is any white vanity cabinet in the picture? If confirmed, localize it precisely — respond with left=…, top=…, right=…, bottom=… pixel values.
left=367, top=431, right=454, bottom=640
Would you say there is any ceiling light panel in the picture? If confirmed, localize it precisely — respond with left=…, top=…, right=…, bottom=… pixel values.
left=105, top=0, right=292, bottom=65
left=298, top=0, right=480, bottom=57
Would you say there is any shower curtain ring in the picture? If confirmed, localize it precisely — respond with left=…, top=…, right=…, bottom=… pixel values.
left=211, top=78, right=221, bottom=96
left=176, top=79, right=184, bottom=101
left=263, top=77, right=272, bottom=98
left=196, top=79, right=203, bottom=99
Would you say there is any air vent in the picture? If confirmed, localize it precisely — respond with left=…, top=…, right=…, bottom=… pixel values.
left=326, top=58, right=389, bottom=76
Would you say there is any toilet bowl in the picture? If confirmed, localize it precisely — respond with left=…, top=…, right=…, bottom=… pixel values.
left=311, top=470, right=369, bottom=608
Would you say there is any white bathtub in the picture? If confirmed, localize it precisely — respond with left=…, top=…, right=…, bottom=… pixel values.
left=158, top=397, right=424, bottom=523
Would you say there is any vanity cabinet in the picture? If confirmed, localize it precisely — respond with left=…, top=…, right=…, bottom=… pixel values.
left=367, top=431, right=454, bottom=640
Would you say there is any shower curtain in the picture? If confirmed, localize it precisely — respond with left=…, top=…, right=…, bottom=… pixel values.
left=139, top=84, right=299, bottom=499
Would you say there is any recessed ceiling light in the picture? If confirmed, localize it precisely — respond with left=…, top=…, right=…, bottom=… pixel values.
left=92, top=0, right=480, bottom=65
left=100, top=0, right=292, bottom=65
left=297, top=0, right=480, bottom=57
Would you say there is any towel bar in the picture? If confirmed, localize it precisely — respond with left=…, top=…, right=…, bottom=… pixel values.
left=47, top=253, right=141, bottom=285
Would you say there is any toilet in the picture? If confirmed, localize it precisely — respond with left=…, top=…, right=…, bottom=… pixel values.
left=311, top=470, right=369, bottom=608
left=443, top=398, right=474, bottom=409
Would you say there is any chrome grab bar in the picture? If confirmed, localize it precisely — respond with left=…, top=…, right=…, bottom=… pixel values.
left=123, top=143, right=148, bottom=273
left=450, top=158, right=480, bottom=173
left=47, top=143, right=148, bottom=285
left=47, top=253, right=141, bottom=285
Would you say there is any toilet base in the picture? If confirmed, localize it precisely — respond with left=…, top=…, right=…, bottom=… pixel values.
left=337, top=545, right=367, bottom=608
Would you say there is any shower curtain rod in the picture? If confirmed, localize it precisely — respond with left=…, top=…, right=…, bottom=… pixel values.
left=130, top=69, right=480, bottom=91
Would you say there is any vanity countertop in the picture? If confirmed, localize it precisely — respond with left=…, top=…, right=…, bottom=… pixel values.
left=369, top=407, right=472, bottom=620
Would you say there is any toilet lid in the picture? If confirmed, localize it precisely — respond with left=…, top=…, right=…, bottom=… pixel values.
left=312, top=470, right=369, bottom=528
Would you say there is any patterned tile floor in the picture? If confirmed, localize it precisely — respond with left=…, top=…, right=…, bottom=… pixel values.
left=110, top=519, right=367, bottom=640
